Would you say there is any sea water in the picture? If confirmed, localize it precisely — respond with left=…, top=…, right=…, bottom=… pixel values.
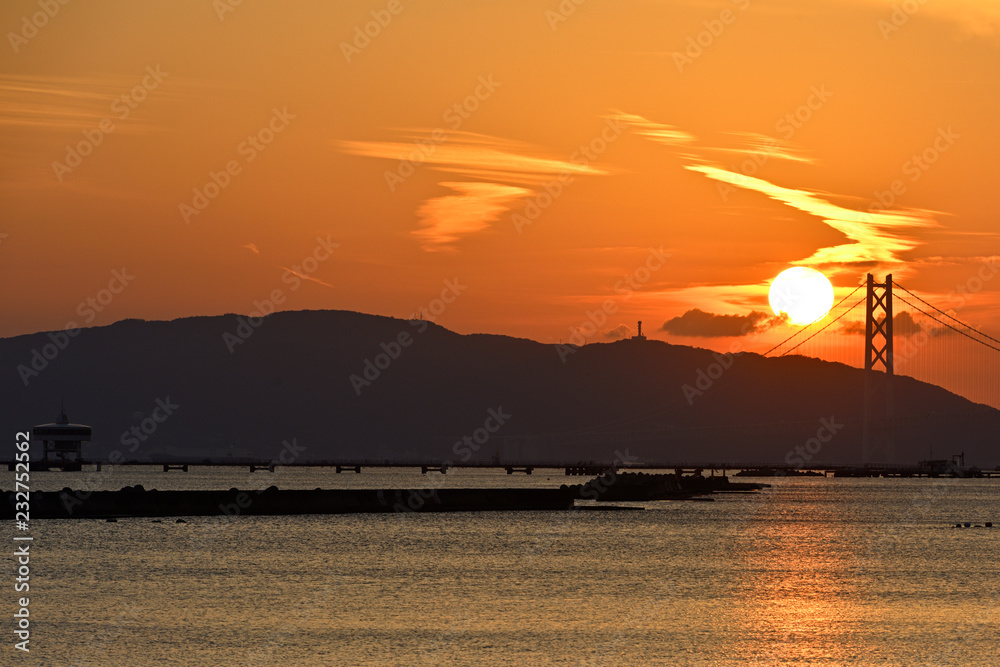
left=4, top=471, right=999, bottom=665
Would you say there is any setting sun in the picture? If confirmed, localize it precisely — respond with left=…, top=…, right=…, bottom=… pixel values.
left=3, top=1, right=1000, bottom=663
left=769, top=267, right=835, bottom=326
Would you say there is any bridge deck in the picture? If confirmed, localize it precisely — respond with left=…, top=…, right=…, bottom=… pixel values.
left=8, top=459, right=999, bottom=477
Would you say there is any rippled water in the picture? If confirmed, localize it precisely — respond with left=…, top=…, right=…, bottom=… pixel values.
left=7, top=474, right=999, bottom=665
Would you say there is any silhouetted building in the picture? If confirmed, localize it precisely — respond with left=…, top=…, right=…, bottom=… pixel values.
left=33, top=408, right=90, bottom=471
left=632, top=320, right=647, bottom=341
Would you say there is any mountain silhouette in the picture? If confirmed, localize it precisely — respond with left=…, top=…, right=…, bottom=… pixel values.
left=3, top=309, right=998, bottom=467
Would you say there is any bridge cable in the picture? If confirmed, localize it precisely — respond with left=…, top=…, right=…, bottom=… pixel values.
left=780, top=296, right=866, bottom=356
left=763, top=282, right=865, bottom=356
left=894, top=294, right=1000, bottom=354
left=552, top=281, right=861, bottom=436
left=574, top=292, right=867, bottom=436
left=894, top=283, right=1000, bottom=348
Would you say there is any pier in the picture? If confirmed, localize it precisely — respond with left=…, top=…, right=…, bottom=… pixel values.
left=8, top=458, right=999, bottom=478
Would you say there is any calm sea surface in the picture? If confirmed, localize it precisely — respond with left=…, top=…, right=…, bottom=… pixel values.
left=4, top=469, right=999, bottom=665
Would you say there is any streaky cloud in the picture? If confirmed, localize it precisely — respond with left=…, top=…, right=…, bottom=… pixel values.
left=279, top=266, right=334, bottom=289
left=0, top=73, right=195, bottom=133
left=414, top=181, right=532, bottom=252
left=337, top=131, right=605, bottom=180
left=685, top=164, right=937, bottom=271
left=606, top=111, right=697, bottom=146
left=614, top=109, right=942, bottom=279
left=338, top=131, right=605, bottom=251
left=711, top=131, right=815, bottom=164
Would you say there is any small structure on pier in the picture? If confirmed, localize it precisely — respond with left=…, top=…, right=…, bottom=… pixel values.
left=33, top=407, right=91, bottom=471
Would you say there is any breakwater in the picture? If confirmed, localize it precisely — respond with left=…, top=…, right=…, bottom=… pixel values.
left=4, top=486, right=577, bottom=519
left=576, top=471, right=769, bottom=501
left=3, top=473, right=769, bottom=519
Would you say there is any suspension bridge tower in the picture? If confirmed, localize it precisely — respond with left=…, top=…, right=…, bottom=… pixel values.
left=863, top=273, right=894, bottom=463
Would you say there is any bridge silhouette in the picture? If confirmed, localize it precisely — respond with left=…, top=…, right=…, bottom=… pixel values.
left=23, top=274, right=1000, bottom=476
left=762, top=273, right=1000, bottom=464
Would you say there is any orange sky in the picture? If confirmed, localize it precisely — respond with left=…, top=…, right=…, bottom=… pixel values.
left=2, top=0, right=999, bottom=400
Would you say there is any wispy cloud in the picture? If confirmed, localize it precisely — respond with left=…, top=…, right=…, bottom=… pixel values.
left=280, top=266, right=334, bottom=288
left=0, top=73, right=188, bottom=134
left=607, top=111, right=697, bottom=146
left=0, top=74, right=122, bottom=132
left=614, top=110, right=938, bottom=278
left=709, top=131, right=815, bottom=164
left=337, top=131, right=604, bottom=184
left=649, top=282, right=773, bottom=310
left=866, top=0, right=1000, bottom=39
left=338, top=131, right=606, bottom=251
left=414, top=182, right=532, bottom=252
left=241, top=243, right=260, bottom=255
left=686, top=164, right=937, bottom=270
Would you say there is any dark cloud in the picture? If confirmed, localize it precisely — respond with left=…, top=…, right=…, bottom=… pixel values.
left=661, top=308, right=782, bottom=338
left=840, top=320, right=865, bottom=335
left=833, top=260, right=878, bottom=269
left=603, top=324, right=632, bottom=340
left=894, top=311, right=923, bottom=335
left=841, top=311, right=924, bottom=336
